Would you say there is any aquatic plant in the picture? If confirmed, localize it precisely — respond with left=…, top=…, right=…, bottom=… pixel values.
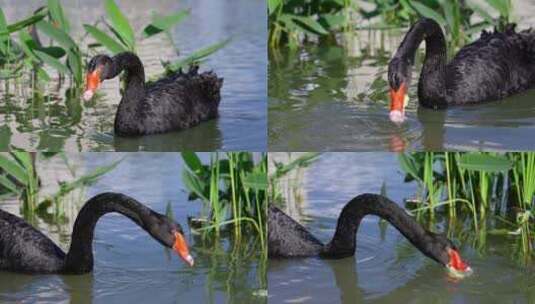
left=268, top=152, right=321, bottom=204
left=181, top=152, right=267, bottom=253
left=84, top=0, right=230, bottom=74
left=268, top=0, right=355, bottom=48
left=0, top=152, right=120, bottom=220
left=399, top=152, right=535, bottom=259
left=361, top=0, right=514, bottom=50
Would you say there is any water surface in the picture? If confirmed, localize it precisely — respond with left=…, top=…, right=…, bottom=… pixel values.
left=268, top=153, right=535, bottom=303
left=0, top=153, right=266, bottom=303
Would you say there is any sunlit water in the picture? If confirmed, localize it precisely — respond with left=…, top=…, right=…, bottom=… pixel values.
left=269, top=18, right=535, bottom=151
left=0, top=153, right=266, bottom=303
left=268, top=153, right=535, bottom=303
left=0, top=0, right=266, bottom=151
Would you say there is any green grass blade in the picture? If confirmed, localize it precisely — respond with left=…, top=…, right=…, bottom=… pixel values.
left=164, top=38, right=231, bottom=72
left=457, top=153, right=512, bottom=172
left=0, top=8, right=8, bottom=53
left=0, top=154, right=28, bottom=185
left=67, top=48, right=82, bottom=84
left=36, top=20, right=76, bottom=50
left=4, top=11, right=47, bottom=35
left=104, top=0, right=135, bottom=49
left=268, top=0, right=281, bottom=15
left=289, top=14, right=329, bottom=35
left=181, top=152, right=203, bottom=174
left=242, top=172, right=268, bottom=191
left=410, top=2, right=447, bottom=27
left=0, top=174, right=22, bottom=195
left=84, top=24, right=127, bottom=54
left=47, top=0, right=70, bottom=33
left=143, top=9, right=189, bottom=38
left=37, top=46, right=66, bottom=58
left=34, top=49, right=70, bottom=74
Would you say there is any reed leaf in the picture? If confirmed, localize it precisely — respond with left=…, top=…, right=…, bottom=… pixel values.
left=104, top=0, right=135, bottom=50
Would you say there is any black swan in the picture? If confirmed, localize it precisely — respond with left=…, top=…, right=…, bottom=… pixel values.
left=0, top=192, right=194, bottom=274
left=268, top=193, right=472, bottom=277
left=83, top=52, right=223, bottom=136
left=387, top=18, right=535, bottom=123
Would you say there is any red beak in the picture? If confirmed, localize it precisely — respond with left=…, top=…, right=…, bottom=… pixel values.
left=447, top=248, right=470, bottom=272
left=173, top=231, right=194, bottom=267
left=389, top=83, right=407, bottom=123
left=83, top=70, right=101, bottom=101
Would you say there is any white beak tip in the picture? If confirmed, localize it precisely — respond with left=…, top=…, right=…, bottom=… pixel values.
left=184, top=254, right=194, bottom=267
left=83, top=90, right=94, bottom=101
left=389, top=110, right=405, bottom=124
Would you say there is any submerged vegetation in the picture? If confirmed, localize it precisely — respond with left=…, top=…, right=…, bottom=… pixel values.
left=269, top=0, right=514, bottom=50
left=399, top=152, right=535, bottom=261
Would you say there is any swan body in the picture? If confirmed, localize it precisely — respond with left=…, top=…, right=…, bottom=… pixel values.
left=388, top=18, right=535, bottom=123
left=0, top=192, right=193, bottom=274
left=84, top=52, right=223, bottom=136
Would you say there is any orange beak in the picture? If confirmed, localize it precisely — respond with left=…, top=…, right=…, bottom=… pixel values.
left=389, top=83, right=407, bottom=123
left=83, top=70, right=101, bottom=101
left=447, top=248, right=470, bottom=273
left=173, top=231, right=194, bottom=267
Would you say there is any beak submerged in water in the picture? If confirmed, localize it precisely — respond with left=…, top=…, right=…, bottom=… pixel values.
left=446, top=247, right=472, bottom=278
left=389, top=83, right=409, bottom=124
left=173, top=231, right=194, bottom=267
left=83, top=69, right=101, bottom=101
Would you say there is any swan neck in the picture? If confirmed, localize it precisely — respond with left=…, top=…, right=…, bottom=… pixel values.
left=323, top=194, right=429, bottom=258
left=63, top=192, right=154, bottom=273
left=112, top=52, right=146, bottom=101
left=395, top=19, right=447, bottom=99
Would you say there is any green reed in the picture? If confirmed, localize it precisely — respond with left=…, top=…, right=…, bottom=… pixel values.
left=182, top=152, right=267, bottom=254
left=0, top=152, right=120, bottom=221
left=85, top=0, right=230, bottom=75
left=268, top=0, right=355, bottom=49
left=361, top=0, right=513, bottom=50
left=399, top=152, right=535, bottom=258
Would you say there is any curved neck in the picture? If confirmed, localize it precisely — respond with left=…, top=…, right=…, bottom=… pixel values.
left=321, top=194, right=430, bottom=258
left=394, top=18, right=447, bottom=104
left=63, top=192, right=158, bottom=274
left=110, top=52, right=146, bottom=101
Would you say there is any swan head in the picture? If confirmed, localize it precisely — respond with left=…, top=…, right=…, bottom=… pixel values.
left=83, top=55, right=113, bottom=101
left=149, top=214, right=194, bottom=267
left=387, top=57, right=412, bottom=124
left=426, top=233, right=472, bottom=278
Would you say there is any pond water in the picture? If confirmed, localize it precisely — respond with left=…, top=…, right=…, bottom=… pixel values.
left=0, top=153, right=266, bottom=303
left=0, top=0, right=266, bottom=151
left=268, top=22, right=535, bottom=151
left=268, top=153, right=535, bottom=303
